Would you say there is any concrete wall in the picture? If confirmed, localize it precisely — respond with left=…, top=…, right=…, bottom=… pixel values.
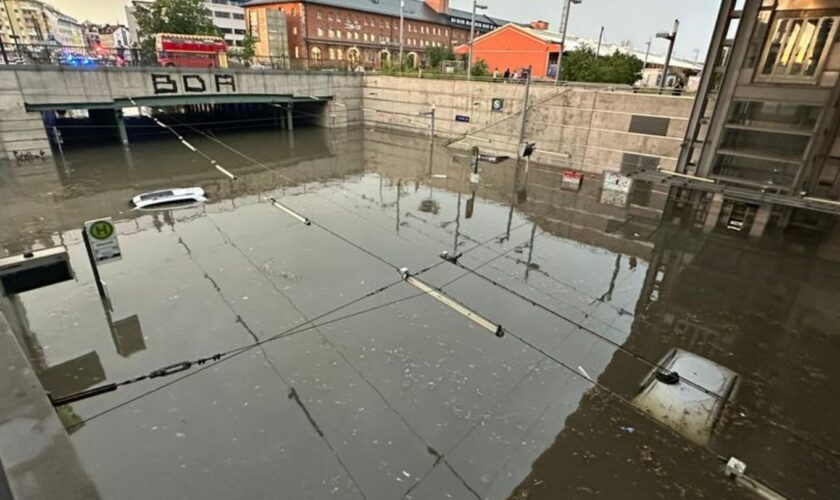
left=0, top=67, right=365, bottom=162
left=0, top=71, right=52, bottom=163
left=363, top=75, right=560, bottom=138
left=1, top=68, right=689, bottom=176
left=363, top=75, right=693, bottom=176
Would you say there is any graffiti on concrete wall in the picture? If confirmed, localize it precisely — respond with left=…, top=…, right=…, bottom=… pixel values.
left=12, top=150, right=47, bottom=163
left=151, top=74, right=237, bottom=95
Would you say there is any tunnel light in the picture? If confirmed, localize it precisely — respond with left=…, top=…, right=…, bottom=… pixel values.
left=180, top=139, right=197, bottom=152
left=268, top=197, right=311, bottom=225
left=402, top=269, right=504, bottom=337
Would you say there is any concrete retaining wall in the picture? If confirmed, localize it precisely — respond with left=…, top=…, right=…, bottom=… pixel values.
left=362, top=75, right=694, bottom=176
left=0, top=71, right=51, bottom=162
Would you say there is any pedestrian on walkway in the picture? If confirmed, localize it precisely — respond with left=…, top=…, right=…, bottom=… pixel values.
left=503, top=68, right=511, bottom=82
left=493, top=68, right=499, bottom=82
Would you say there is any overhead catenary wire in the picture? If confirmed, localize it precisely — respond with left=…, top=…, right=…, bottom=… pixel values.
left=53, top=131, right=803, bottom=497
left=61, top=217, right=541, bottom=426
left=439, top=249, right=840, bottom=465
left=47, top=92, right=820, bottom=494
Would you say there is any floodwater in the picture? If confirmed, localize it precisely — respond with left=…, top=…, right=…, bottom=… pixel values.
left=1, top=124, right=839, bottom=499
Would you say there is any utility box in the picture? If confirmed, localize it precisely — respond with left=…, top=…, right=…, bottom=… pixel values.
left=0, top=247, right=73, bottom=295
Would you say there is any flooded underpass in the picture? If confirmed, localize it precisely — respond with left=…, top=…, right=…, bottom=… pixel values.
left=1, top=125, right=839, bottom=499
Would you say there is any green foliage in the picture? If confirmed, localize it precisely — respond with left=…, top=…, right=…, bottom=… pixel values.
left=231, top=34, right=257, bottom=62
left=134, top=0, right=219, bottom=60
left=426, top=46, right=455, bottom=69
left=470, top=59, right=488, bottom=77
left=561, top=44, right=644, bottom=85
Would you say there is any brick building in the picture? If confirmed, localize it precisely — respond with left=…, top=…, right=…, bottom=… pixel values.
left=243, top=0, right=511, bottom=68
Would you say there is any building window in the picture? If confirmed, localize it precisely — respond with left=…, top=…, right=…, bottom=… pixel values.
left=354, top=32, right=359, bottom=40
left=337, top=48, right=344, bottom=59
left=319, top=28, right=325, bottom=37
left=232, top=13, right=244, bottom=20
left=337, top=30, right=342, bottom=39
left=249, top=11, right=259, bottom=36
left=328, top=11, right=333, bottom=21
left=311, top=46, right=322, bottom=60
left=294, top=46, right=300, bottom=58
left=214, top=11, right=231, bottom=18
left=329, top=47, right=336, bottom=60
left=757, top=12, right=839, bottom=83
left=292, top=26, right=298, bottom=35
left=317, top=9, right=322, bottom=20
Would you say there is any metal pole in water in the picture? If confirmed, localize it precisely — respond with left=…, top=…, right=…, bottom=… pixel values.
left=52, top=127, right=66, bottom=169
left=518, top=66, right=532, bottom=159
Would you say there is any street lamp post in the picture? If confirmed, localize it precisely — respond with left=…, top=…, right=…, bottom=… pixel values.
left=467, top=0, right=488, bottom=80
left=555, top=0, right=582, bottom=85
left=656, top=19, right=679, bottom=94
left=399, top=0, right=404, bottom=69
left=595, top=25, right=604, bottom=59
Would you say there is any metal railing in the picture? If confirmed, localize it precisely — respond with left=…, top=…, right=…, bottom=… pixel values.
left=0, top=41, right=696, bottom=93
left=0, top=42, right=145, bottom=67
left=0, top=42, right=361, bottom=72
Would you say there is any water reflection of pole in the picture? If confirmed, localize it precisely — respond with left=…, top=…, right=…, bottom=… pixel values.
left=53, top=127, right=68, bottom=173
left=453, top=191, right=462, bottom=253
left=502, top=203, right=514, bottom=242
left=396, top=180, right=402, bottom=233
left=122, top=142, right=136, bottom=173
left=598, top=254, right=622, bottom=303
left=524, top=223, right=538, bottom=281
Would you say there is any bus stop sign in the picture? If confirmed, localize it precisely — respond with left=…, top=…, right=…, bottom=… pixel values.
left=84, top=218, right=122, bottom=264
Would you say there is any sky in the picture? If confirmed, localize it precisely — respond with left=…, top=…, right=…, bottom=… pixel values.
left=46, top=0, right=718, bottom=61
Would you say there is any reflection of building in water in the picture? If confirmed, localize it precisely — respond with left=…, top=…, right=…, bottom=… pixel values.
left=365, top=128, right=669, bottom=260
left=0, top=128, right=364, bottom=257
left=0, top=295, right=107, bottom=400
left=678, top=0, right=840, bottom=235
left=509, top=198, right=840, bottom=499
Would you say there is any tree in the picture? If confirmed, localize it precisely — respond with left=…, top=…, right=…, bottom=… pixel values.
left=470, top=58, right=489, bottom=77
left=230, top=34, right=257, bottom=65
left=134, top=0, right=219, bottom=61
left=561, top=44, right=644, bottom=85
left=426, top=46, right=454, bottom=70
left=600, top=51, right=644, bottom=85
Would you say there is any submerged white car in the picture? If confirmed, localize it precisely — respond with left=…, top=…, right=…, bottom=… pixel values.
left=633, top=349, right=739, bottom=446
left=132, top=188, right=207, bottom=210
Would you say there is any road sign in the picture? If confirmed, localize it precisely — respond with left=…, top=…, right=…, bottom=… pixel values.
left=84, top=218, right=122, bottom=265
left=491, top=98, right=505, bottom=112
left=455, top=115, right=471, bottom=123
left=562, top=171, right=584, bottom=192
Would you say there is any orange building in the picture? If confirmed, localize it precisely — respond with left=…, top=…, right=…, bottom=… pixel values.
left=455, top=21, right=562, bottom=79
